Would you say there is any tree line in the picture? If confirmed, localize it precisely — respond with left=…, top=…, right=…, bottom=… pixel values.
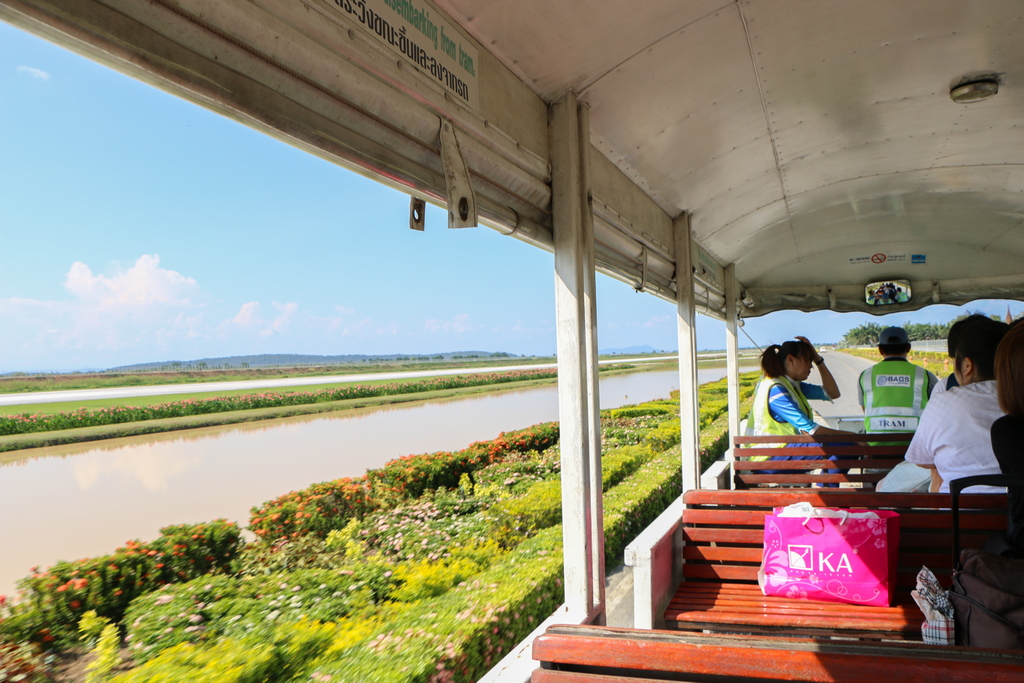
left=839, top=314, right=1003, bottom=347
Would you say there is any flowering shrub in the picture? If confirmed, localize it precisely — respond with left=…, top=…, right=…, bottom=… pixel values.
left=602, top=415, right=671, bottom=448
left=485, top=444, right=654, bottom=549
left=123, top=568, right=394, bottom=664
left=237, top=534, right=349, bottom=576
left=249, top=423, right=559, bottom=543
left=390, top=543, right=501, bottom=603
left=609, top=406, right=671, bottom=418
left=249, top=477, right=376, bottom=542
left=2, top=520, right=242, bottom=648
left=1, top=374, right=763, bottom=682
left=112, top=619, right=336, bottom=683
left=359, top=490, right=491, bottom=563
left=471, top=448, right=561, bottom=496
left=365, top=423, right=560, bottom=503
left=0, top=370, right=559, bottom=437
left=0, top=638, right=55, bottom=682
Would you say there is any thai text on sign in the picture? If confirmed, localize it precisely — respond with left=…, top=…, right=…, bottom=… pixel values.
left=324, top=0, right=480, bottom=110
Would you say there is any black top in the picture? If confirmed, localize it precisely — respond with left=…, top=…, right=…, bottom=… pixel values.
left=991, top=414, right=1024, bottom=554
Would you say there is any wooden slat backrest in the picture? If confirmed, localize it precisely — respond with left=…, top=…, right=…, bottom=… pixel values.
left=681, top=490, right=1008, bottom=587
left=732, top=433, right=913, bottom=488
left=532, top=625, right=1024, bottom=682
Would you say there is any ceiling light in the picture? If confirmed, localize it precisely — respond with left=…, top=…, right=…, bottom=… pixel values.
left=950, top=80, right=999, bottom=103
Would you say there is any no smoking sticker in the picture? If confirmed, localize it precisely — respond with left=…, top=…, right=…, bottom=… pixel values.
left=849, top=253, right=907, bottom=265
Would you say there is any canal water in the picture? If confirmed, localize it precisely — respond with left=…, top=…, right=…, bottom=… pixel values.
left=0, top=367, right=750, bottom=597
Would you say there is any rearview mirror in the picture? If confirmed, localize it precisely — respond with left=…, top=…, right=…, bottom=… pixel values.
left=865, top=279, right=910, bottom=306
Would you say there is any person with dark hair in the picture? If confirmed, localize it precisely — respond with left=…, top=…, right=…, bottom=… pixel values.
left=934, top=313, right=1000, bottom=395
left=905, top=320, right=1010, bottom=493
left=750, top=337, right=854, bottom=480
left=861, top=326, right=938, bottom=492
left=991, top=323, right=1024, bottom=554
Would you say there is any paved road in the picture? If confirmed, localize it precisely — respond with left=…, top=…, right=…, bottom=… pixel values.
left=0, top=356, right=678, bottom=407
left=813, top=350, right=875, bottom=427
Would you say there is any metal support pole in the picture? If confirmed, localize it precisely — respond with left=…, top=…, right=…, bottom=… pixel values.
left=724, top=264, right=741, bottom=488
left=578, top=103, right=606, bottom=623
left=674, top=215, right=701, bottom=494
left=551, top=91, right=603, bottom=622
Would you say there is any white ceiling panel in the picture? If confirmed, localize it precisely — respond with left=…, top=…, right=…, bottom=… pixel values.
left=433, top=0, right=729, bottom=100
left=582, top=5, right=782, bottom=244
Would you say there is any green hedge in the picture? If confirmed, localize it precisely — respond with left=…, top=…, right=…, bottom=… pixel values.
left=114, top=619, right=337, bottom=683
left=485, top=444, right=655, bottom=548
left=249, top=423, right=559, bottom=542
left=109, top=439, right=692, bottom=682
left=2, top=520, right=242, bottom=648
left=9, top=374, right=761, bottom=682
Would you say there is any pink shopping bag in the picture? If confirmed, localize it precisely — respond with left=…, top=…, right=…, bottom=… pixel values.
left=758, top=503, right=900, bottom=607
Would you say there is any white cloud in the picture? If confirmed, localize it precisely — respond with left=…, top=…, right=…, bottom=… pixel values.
left=341, top=318, right=399, bottom=338
left=64, top=254, right=197, bottom=310
left=16, top=65, right=50, bottom=80
left=424, top=313, right=473, bottom=334
left=642, top=314, right=673, bottom=329
left=0, top=255, right=205, bottom=368
left=259, top=302, right=298, bottom=338
left=230, top=301, right=262, bottom=326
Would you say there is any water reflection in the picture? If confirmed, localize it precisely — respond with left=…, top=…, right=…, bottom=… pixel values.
left=0, top=367, right=751, bottom=596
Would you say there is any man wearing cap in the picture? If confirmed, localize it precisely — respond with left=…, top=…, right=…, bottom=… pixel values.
left=859, top=326, right=938, bottom=492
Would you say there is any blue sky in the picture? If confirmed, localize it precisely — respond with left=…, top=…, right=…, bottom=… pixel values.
left=1, top=23, right=1021, bottom=373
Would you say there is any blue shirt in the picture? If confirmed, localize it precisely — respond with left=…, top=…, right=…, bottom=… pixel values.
left=767, top=382, right=831, bottom=433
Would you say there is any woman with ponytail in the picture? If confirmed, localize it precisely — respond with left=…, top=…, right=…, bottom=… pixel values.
left=751, top=336, right=855, bottom=479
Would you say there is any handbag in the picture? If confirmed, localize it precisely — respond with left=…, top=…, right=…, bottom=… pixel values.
left=758, top=502, right=900, bottom=607
left=948, top=474, right=1024, bottom=649
left=949, top=548, right=1024, bottom=648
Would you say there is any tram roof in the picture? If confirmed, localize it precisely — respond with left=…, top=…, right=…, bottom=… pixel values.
left=5, top=0, right=1023, bottom=317
left=433, top=0, right=1024, bottom=316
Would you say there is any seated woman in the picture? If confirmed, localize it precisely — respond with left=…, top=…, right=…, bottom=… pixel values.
left=991, top=321, right=1024, bottom=555
left=905, top=320, right=1009, bottom=492
left=750, top=337, right=855, bottom=482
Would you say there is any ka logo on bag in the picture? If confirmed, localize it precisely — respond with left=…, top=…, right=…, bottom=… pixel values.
left=787, top=544, right=853, bottom=573
left=788, top=545, right=814, bottom=570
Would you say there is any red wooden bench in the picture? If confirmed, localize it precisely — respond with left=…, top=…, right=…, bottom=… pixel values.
left=665, top=489, right=1008, bottom=640
left=732, top=432, right=913, bottom=488
left=532, top=624, right=1024, bottom=682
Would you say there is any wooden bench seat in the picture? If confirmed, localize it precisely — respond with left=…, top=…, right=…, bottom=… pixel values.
left=532, top=624, right=1024, bottom=682
left=665, top=489, right=1009, bottom=640
left=732, top=433, right=913, bottom=488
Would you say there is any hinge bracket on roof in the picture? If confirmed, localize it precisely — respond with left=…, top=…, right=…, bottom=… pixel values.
left=634, top=245, right=648, bottom=292
left=409, top=197, right=426, bottom=231
left=439, top=119, right=478, bottom=229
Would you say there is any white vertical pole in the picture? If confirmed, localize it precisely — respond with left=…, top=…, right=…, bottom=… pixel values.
left=724, top=264, right=741, bottom=488
left=577, top=103, right=605, bottom=622
left=674, top=215, right=701, bottom=493
left=551, top=91, right=602, bottom=622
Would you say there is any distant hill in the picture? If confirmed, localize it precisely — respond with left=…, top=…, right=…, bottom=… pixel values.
left=108, top=351, right=519, bottom=372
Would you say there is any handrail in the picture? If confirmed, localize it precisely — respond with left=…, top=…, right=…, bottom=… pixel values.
left=734, top=433, right=915, bottom=443
left=950, top=474, right=1024, bottom=567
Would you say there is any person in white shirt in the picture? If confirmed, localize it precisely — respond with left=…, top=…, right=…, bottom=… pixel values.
left=904, top=320, right=1009, bottom=493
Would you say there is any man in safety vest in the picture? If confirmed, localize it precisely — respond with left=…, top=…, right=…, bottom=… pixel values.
left=859, top=326, right=938, bottom=433
left=859, top=326, right=937, bottom=491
